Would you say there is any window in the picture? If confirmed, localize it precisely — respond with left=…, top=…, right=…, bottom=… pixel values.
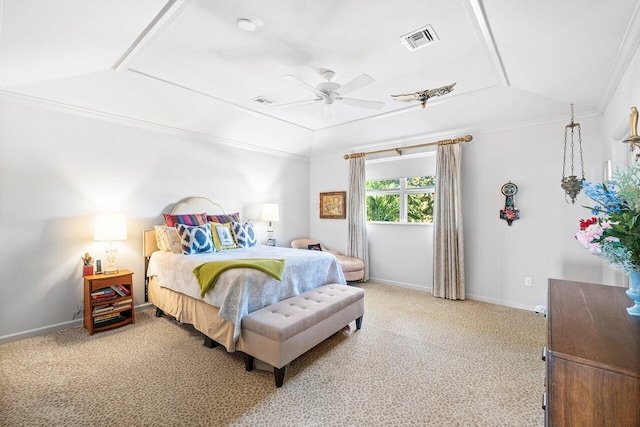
left=366, top=175, right=435, bottom=223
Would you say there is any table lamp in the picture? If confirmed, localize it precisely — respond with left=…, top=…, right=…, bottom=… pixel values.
left=94, top=213, right=127, bottom=274
left=261, top=203, right=279, bottom=246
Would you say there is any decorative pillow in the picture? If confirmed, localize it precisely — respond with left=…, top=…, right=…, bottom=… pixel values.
left=232, top=221, right=257, bottom=248
left=211, top=222, right=237, bottom=250
left=154, top=226, right=170, bottom=251
left=154, top=225, right=182, bottom=253
left=175, top=223, right=214, bottom=255
left=164, top=212, right=208, bottom=227
left=207, top=212, right=241, bottom=224
left=308, top=243, right=322, bottom=251
left=164, top=227, right=182, bottom=254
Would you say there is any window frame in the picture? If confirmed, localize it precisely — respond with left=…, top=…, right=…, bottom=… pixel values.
left=366, top=176, right=435, bottom=224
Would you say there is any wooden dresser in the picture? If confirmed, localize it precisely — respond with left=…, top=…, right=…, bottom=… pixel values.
left=545, top=279, right=640, bottom=426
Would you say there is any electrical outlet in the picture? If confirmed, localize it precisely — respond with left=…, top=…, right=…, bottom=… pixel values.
left=525, top=277, right=532, bottom=287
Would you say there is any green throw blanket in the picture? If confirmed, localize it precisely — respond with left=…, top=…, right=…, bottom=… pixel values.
left=193, top=259, right=285, bottom=297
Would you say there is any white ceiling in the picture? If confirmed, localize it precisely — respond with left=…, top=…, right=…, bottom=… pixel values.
left=1, top=0, right=639, bottom=138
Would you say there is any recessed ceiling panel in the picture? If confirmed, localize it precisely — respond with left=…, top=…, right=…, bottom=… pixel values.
left=128, top=0, right=496, bottom=130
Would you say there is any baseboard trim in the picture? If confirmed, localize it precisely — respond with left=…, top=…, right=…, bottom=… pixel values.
left=367, top=277, right=432, bottom=293
left=0, top=302, right=156, bottom=345
left=367, top=278, right=536, bottom=312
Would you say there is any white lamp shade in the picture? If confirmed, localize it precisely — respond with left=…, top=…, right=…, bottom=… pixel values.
left=261, top=203, right=280, bottom=222
left=94, top=213, right=127, bottom=241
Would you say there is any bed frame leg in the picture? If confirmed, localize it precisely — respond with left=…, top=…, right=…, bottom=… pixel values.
left=274, top=366, right=286, bottom=388
left=203, top=336, right=220, bottom=348
left=243, top=353, right=254, bottom=371
left=355, top=315, right=363, bottom=330
left=155, top=307, right=164, bottom=317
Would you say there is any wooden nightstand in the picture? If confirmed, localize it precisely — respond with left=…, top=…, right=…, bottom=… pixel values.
left=83, top=269, right=134, bottom=335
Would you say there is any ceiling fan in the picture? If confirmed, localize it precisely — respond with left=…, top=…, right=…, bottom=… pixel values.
left=391, top=82, right=456, bottom=108
left=277, top=69, right=385, bottom=122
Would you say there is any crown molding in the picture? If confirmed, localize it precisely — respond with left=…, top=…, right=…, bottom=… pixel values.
left=0, top=90, right=310, bottom=161
left=596, top=1, right=640, bottom=114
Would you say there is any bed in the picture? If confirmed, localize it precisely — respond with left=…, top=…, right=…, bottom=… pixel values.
left=143, top=197, right=346, bottom=352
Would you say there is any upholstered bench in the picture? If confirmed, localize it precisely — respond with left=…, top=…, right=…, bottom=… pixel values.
left=237, top=284, right=365, bottom=387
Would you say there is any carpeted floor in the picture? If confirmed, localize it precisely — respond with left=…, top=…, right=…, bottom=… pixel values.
left=0, top=282, right=546, bottom=427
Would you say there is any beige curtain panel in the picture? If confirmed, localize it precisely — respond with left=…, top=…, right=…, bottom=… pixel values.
left=433, top=143, right=465, bottom=300
left=348, top=156, right=369, bottom=281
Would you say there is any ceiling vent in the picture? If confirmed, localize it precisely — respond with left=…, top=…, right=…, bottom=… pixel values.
left=400, top=24, right=439, bottom=52
left=250, top=96, right=275, bottom=106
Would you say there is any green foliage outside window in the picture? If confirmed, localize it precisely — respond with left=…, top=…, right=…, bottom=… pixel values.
left=366, top=176, right=435, bottom=223
left=367, top=194, right=400, bottom=221
left=407, top=176, right=435, bottom=188
left=365, top=179, right=400, bottom=190
left=407, top=193, right=435, bottom=222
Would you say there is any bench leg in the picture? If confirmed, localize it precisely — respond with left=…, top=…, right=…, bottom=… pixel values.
left=274, top=366, right=286, bottom=388
left=203, top=336, right=220, bottom=348
left=355, top=315, right=363, bottom=330
left=243, top=353, right=255, bottom=372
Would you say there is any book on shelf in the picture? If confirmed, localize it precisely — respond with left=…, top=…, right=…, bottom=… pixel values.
left=94, top=312, right=121, bottom=322
left=94, top=314, right=125, bottom=327
left=113, top=299, right=132, bottom=309
left=92, top=295, right=117, bottom=303
left=111, top=285, right=126, bottom=297
left=116, top=284, right=130, bottom=295
left=92, top=306, right=114, bottom=315
left=91, top=288, right=115, bottom=296
left=91, top=290, right=116, bottom=299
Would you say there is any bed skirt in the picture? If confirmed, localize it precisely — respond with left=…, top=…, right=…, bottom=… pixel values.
left=148, top=276, right=238, bottom=352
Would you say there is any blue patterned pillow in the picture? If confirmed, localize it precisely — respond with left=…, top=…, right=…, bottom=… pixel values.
left=232, top=221, right=257, bottom=248
left=175, top=223, right=214, bottom=255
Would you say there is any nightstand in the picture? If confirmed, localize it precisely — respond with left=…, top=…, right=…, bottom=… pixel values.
left=83, top=269, right=134, bottom=335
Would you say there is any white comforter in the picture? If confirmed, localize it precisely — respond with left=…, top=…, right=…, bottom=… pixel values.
left=147, top=245, right=346, bottom=339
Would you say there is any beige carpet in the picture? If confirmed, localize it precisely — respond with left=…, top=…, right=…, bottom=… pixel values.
left=0, top=282, right=546, bottom=427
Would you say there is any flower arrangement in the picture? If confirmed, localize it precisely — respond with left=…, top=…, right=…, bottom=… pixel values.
left=575, top=163, right=640, bottom=273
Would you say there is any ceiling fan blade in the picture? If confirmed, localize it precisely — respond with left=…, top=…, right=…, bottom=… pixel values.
left=337, top=97, right=385, bottom=110
left=282, top=75, right=326, bottom=98
left=274, top=98, right=322, bottom=110
left=335, top=74, right=375, bottom=96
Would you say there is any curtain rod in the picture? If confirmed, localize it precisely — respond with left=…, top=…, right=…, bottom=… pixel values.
left=343, top=134, right=473, bottom=160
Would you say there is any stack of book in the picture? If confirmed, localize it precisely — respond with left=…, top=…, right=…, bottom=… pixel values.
left=92, top=303, right=114, bottom=316
left=91, top=288, right=117, bottom=303
left=113, top=298, right=132, bottom=310
left=93, top=312, right=125, bottom=327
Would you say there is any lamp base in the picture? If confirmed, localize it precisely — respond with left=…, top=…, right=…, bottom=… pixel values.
left=103, top=268, right=119, bottom=275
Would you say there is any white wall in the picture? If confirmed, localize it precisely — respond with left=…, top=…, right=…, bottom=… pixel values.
left=310, top=115, right=606, bottom=310
left=0, top=96, right=312, bottom=340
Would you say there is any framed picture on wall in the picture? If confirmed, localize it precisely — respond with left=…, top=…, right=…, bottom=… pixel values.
left=320, top=191, right=346, bottom=219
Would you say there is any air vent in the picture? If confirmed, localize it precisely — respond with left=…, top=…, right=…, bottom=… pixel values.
left=250, top=96, right=275, bottom=106
left=400, top=24, right=439, bottom=52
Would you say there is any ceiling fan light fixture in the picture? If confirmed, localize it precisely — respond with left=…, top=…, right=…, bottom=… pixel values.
left=237, top=18, right=256, bottom=32
left=324, top=103, right=336, bottom=122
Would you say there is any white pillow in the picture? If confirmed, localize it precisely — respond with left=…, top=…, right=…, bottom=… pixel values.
left=154, top=225, right=182, bottom=254
left=154, top=226, right=170, bottom=251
